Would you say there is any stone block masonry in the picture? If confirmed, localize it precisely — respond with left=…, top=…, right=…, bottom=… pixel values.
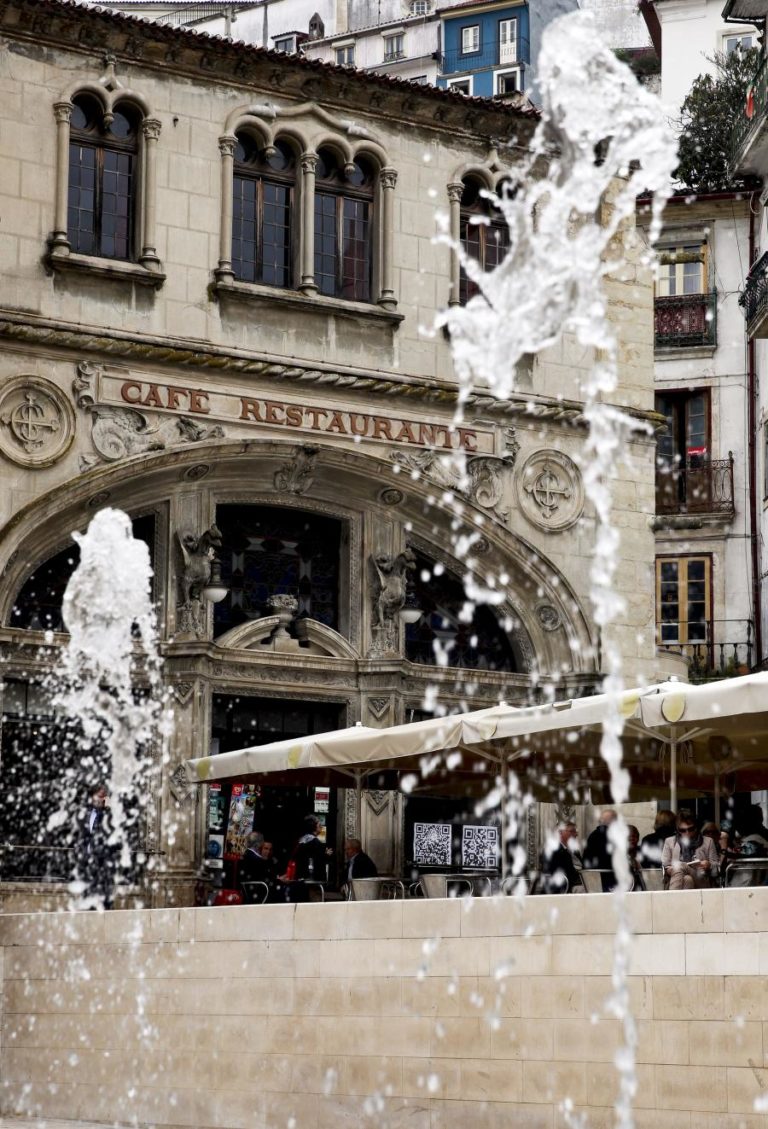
left=1, top=889, right=767, bottom=1127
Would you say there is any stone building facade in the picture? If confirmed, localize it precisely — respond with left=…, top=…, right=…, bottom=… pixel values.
left=0, top=0, right=660, bottom=909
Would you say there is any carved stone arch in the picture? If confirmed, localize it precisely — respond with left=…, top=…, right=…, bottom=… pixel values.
left=225, top=115, right=275, bottom=150
left=271, top=126, right=310, bottom=158
left=313, top=133, right=354, bottom=168
left=349, top=141, right=389, bottom=170
left=215, top=616, right=359, bottom=660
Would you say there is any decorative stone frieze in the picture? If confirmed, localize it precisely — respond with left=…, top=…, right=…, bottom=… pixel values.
left=518, top=449, right=585, bottom=532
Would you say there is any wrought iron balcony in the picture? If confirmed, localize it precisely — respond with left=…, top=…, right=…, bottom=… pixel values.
left=658, top=620, right=754, bottom=683
left=438, top=38, right=530, bottom=75
left=655, top=455, right=735, bottom=518
left=731, top=53, right=768, bottom=176
left=739, top=250, right=768, bottom=337
left=654, top=291, right=717, bottom=349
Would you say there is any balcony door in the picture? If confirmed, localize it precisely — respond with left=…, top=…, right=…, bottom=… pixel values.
left=498, top=18, right=518, bottom=63
left=655, top=390, right=710, bottom=512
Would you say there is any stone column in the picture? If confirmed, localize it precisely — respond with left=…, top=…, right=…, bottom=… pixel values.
left=447, top=181, right=464, bottom=306
left=51, top=101, right=72, bottom=251
left=377, top=166, right=398, bottom=310
left=215, top=135, right=236, bottom=283
left=139, top=118, right=162, bottom=270
left=157, top=679, right=208, bottom=907
left=299, top=151, right=318, bottom=295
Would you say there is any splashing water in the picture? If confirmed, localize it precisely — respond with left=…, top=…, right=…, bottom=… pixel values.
left=47, top=507, right=168, bottom=907
left=438, top=12, right=677, bottom=1129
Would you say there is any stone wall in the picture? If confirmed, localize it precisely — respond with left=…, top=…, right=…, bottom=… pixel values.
left=2, top=890, right=767, bottom=1127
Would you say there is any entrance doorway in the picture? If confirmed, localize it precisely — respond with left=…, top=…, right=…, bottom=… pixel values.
left=209, top=695, right=345, bottom=885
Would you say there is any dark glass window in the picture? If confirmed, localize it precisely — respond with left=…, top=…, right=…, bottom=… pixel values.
left=459, top=176, right=510, bottom=305
left=9, top=514, right=156, bottom=631
left=405, top=550, right=518, bottom=671
left=68, top=96, right=139, bottom=260
left=214, top=505, right=343, bottom=637
left=232, top=135, right=295, bottom=287
left=314, top=148, right=373, bottom=301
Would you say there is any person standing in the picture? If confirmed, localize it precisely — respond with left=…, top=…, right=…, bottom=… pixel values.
left=80, top=784, right=114, bottom=909
left=539, top=822, right=581, bottom=893
left=583, top=809, right=618, bottom=891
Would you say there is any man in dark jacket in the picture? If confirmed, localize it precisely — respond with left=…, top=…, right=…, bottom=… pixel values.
left=583, top=808, right=618, bottom=891
left=539, top=821, right=581, bottom=893
left=344, top=838, right=378, bottom=882
left=80, top=784, right=115, bottom=909
left=640, top=809, right=677, bottom=867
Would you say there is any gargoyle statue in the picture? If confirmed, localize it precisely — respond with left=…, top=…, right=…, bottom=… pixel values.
left=371, top=547, right=416, bottom=629
left=177, top=524, right=223, bottom=634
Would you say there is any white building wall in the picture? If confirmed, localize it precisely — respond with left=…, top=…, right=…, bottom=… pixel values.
left=654, top=0, right=758, bottom=115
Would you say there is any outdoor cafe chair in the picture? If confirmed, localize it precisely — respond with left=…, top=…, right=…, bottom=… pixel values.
left=580, top=869, right=634, bottom=893
left=347, top=876, right=406, bottom=901
left=417, top=873, right=474, bottom=899
left=724, top=859, right=768, bottom=888
left=240, top=880, right=270, bottom=905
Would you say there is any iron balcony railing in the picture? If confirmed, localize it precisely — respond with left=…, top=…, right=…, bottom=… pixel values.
left=654, top=291, right=717, bottom=349
left=739, top=250, right=768, bottom=334
left=732, top=54, right=768, bottom=170
left=438, top=38, right=530, bottom=74
left=658, top=620, right=754, bottom=683
left=655, top=454, right=735, bottom=517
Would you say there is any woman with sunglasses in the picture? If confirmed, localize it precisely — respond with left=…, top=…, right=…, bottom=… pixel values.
left=661, top=809, right=720, bottom=890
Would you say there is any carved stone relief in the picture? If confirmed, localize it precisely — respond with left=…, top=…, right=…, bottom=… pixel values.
left=367, top=696, right=390, bottom=720
left=517, top=449, right=584, bottom=533
left=273, top=445, right=318, bottom=494
left=0, top=376, right=75, bottom=468
left=390, top=427, right=519, bottom=525
left=73, top=361, right=225, bottom=470
left=176, top=525, right=223, bottom=636
left=536, top=604, right=563, bottom=632
left=369, top=548, right=415, bottom=658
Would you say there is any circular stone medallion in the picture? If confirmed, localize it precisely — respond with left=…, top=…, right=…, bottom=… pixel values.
left=0, top=376, right=75, bottom=468
left=518, top=449, right=584, bottom=533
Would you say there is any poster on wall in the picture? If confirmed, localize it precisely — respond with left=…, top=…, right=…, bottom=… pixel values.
left=207, top=783, right=225, bottom=834
left=413, top=822, right=451, bottom=867
left=224, top=783, right=259, bottom=860
left=206, top=834, right=224, bottom=870
left=462, top=825, right=499, bottom=869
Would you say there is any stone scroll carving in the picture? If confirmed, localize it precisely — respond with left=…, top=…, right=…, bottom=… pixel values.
left=390, top=427, right=519, bottom=525
left=73, top=361, right=225, bottom=470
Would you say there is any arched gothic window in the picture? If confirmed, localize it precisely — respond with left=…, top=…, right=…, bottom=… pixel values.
left=232, top=135, right=296, bottom=287
left=405, top=550, right=519, bottom=672
left=314, top=148, right=375, bottom=302
left=68, top=95, right=141, bottom=260
left=458, top=176, right=510, bottom=304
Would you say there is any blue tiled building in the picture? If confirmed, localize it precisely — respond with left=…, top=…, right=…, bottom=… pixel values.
left=437, top=0, right=531, bottom=98
left=437, top=0, right=578, bottom=100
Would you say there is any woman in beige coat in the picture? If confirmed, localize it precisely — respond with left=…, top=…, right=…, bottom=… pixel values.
left=661, top=810, right=719, bottom=890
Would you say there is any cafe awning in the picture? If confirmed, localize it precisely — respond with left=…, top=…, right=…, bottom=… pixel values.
left=184, top=673, right=768, bottom=817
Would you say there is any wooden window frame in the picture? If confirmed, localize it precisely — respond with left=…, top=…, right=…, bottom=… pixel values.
left=314, top=156, right=374, bottom=303
left=461, top=24, right=481, bottom=54
left=68, top=101, right=138, bottom=262
left=655, top=554, right=713, bottom=647
left=459, top=178, right=510, bottom=305
left=231, top=136, right=296, bottom=289
left=656, top=243, right=708, bottom=297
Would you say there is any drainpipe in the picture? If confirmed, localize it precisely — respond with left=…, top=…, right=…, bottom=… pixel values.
left=748, top=198, right=763, bottom=665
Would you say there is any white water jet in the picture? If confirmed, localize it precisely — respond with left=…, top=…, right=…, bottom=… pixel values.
left=48, top=507, right=168, bottom=906
left=438, top=12, right=678, bottom=1128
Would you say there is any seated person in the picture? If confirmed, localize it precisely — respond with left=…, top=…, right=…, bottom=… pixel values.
left=640, top=809, right=676, bottom=868
left=239, top=832, right=276, bottom=902
left=344, top=838, right=378, bottom=885
left=539, top=821, right=581, bottom=894
left=661, top=809, right=719, bottom=890
left=293, top=816, right=329, bottom=881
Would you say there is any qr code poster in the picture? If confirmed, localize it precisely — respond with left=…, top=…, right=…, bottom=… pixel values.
left=462, top=825, right=499, bottom=869
left=413, top=822, right=452, bottom=866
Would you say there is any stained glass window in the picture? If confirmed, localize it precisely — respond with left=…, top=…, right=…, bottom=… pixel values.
left=214, top=505, right=343, bottom=637
left=405, top=549, right=518, bottom=671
